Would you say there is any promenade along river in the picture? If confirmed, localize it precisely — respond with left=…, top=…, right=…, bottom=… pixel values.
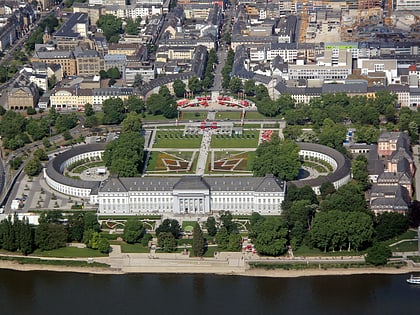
left=0, top=270, right=419, bottom=315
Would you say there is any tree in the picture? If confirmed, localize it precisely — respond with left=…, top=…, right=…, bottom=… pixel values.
left=63, top=130, right=72, bottom=141
left=0, top=217, right=17, bottom=251
left=97, top=237, right=111, bottom=254
left=157, top=232, right=177, bottom=252
left=84, top=212, right=100, bottom=232
left=255, top=84, right=269, bottom=100
left=0, top=111, right=26, bottom=140
left=107, top=67, right=121, bottom=80
left=84, top=115, right=98, bottom=128
left=310, top=211, right=337, bottom=252
left=34, top=148, right=48, bottom=161
left=220, top=211, right=237, bottom=234
left=125, top=17, right=140, bottom=35
left=321, top=183, right=367, bottom=213
left=35, top=223, right=67, bottom=251
left=252, top=136, right=301, bottom=181
left=188, top=77, right=202, bottom=94
left=244, top=80, right=256, bottom=96
left=123, top=219, right=145, bottom=244
left=318, top=118, right=347, bottom=150
left=146, top=94, right=166, bottom=115
left=365, top=243, right=392, bottom=266
left=9, top=157, right=23, bottom=170
left=85, top=103, right=95, bottom=117
left=253, top=218, right=288, bottom=256
left=125, top=95, right=144, bottom=113
left=18, top=217, right=34, bottom=255
left=97, top=14, right=123, bottom=42
left=346, top=211, right=374, bottom=251
left=256, top=98, right=279, bottom=117
left=352, top=155, right=369, bottom=190
left=25, top=158, right=42, bottom=176
left=102, top=98, right=126, bottom=125
left=229, top=77, right=243, bottom=93
left=27, top=107, right=36, bottom=115
left=206, top=217, right=217, bottom=237
left=319, top=181, right=336, bottom=198
left=67, top=213, right=84, bottom=242
left=375, top=213, right=409, bottom=241
left=215, top=226, right=230, bottom=250
left=162, top=102, right=178, bottom=119
left=159, top=85, right=172, bottom=101
left=192, top=223, right=205, bottom=257
left=103, top=131, right=145, bottom=176
left=173, top=79, right=186, bottom=98
left=55, top=113, right=78, bottom=133
left=122, top=112, right=143, bottom=133
left=283, top=199, right=316, bottom=248
left=155, top=219, right=181, bottom=238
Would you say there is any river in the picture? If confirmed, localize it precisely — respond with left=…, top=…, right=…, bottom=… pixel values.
left=0, top=270, right=418, bottom=315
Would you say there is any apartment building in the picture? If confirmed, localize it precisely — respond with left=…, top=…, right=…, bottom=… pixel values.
left=74, top=47, right=103, bottom=77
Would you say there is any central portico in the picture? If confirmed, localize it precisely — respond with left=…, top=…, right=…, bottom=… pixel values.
left=172, top=177, right=211, bottom=214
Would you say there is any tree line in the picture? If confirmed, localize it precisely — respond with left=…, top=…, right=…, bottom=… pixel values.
left=0, top=211, right=110, bottom=255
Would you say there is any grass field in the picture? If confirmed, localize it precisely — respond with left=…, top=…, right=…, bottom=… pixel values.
left=120, top=243, right=151, bottom=253
left=244, top=111, right=282, bottom=120
left=32, top=247, right=108, bottom=258
left=382, top=230, right=418, bottom=246
left=390, top=241, right=419, bottom=252
left=211, top=131, right=259, bottom=148
left=142, top=114, right=170, bottom=121
left=153, top=131, right=202, bottom=148
left=215, top=111, right=242, bottom=120
left=180, top=111, right=208, bottom=120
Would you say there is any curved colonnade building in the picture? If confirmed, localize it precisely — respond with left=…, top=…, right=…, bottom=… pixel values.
left=44, top=142, right=351, bottom=216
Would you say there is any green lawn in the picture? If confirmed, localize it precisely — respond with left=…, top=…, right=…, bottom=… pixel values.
left=182, top=221, right=197, bottom=229
left=211, top=131, right=259, bottom=148
left=215, top=111, right=242, bottom=120
left=32, top=247, right=108, bottom=258
left=244, top=111, right=282, bottom=120
left=203, top=246, right=219, bottom=257
left=390, top=241, right=419, bottom=252
left=242, top=124, right=261, bottom=128
left=180, top=111, right=208, bottom=120
left=146, top=151, right=158, bottom=172
left=246, top=151, right=256, bottom=171
left=382, top=230, right=418, bottom=246
left=142, top=114, right=172, bottom=121
left=120, top=243, right=151, bottom=253
left=153, top=131, right=202, bottom=148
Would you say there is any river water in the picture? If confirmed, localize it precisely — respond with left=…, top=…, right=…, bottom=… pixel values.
left=0, top=270, right=419, bottom=315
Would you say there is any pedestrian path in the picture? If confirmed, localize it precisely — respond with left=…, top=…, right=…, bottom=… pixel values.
left=196, top=130, right=211, bottom=175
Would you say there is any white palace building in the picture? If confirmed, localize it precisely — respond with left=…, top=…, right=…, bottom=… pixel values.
left=44, top=142, right=351, bottom=216
left=97, top=175, right=286, bottom=215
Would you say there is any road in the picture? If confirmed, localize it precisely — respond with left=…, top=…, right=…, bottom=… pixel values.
left=0, top=115, right=85, bottom=207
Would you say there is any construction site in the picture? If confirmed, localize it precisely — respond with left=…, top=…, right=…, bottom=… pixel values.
left=295, top=0, right=420, bottom=43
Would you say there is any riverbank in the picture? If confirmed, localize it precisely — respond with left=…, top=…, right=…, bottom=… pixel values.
left=0, top=259, right=418, bottom=278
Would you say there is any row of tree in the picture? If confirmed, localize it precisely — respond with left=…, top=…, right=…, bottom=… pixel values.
left=0, top=108, right=78, bottom=150
left=0, top=211, right=110, bottom=255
